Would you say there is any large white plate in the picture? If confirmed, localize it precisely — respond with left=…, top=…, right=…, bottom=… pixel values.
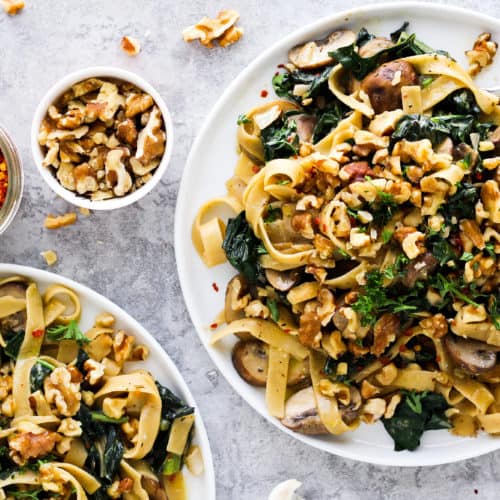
left=175, top=2, right=500, bottom=466
left=0, top=264, right=215, bottom=498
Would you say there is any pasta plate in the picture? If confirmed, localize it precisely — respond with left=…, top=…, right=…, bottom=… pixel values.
left=0, top=264, right=216, bottom=497
left=175, top=2, right=500, bottom=466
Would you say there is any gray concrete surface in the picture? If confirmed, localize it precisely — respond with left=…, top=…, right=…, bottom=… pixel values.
left=0, top=1, right=499, bottom=498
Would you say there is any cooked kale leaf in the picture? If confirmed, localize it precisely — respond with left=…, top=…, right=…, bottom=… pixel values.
left=330, top=31, right=432, bottom=80
left=272, top=65, right=333, bottom=102
left=222, top=211, right=264, bottom=284
left=382, top=390, right=450, bottom=451
left=428, top=235, right=458, bottom=266
left=145, top=382, right=194, bottom=474
left=312, top=101, right=347, bottom=143
left=102, top=426, right=124, bottom=482
left=434, top=89, right=481, bottom=116
left=392, top=114, right=494, bottom=147
left=439, top=182, right=479, bottom=225
left=390, top=21, right=409, bottom=42
left=30, top=360, right=53, bottom=392
left=4, top=330, right=24, bottom=360
left=260, top=117, right=299, bottom=161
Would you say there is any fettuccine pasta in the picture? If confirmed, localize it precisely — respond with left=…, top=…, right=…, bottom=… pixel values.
left=0, top=275, right=202, bottom=498
left=193, top=23, right=500, bottom=450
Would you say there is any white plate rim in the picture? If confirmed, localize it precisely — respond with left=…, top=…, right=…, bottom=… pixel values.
left=175, top=1, right=500, bottom=466
left=0, top=264, right=216, bottom=497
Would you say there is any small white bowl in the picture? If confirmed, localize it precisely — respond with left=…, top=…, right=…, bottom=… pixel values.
left=31, top=66, right=174, bottom=210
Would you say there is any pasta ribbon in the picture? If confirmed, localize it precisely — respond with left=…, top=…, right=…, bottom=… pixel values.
left=210, top=318, right=308, bottom=360
left=94, top=370, right=161, bottom=459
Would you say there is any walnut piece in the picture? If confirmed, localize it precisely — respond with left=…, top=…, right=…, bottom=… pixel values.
left=135, top=106, right=166, bottom=165
left=121, top=36, right=141, bottom=56
left=105, top=149, right=133, bottom=196
left=466, top=32, right=497, bottom=76
left=44, top=212, right=77, bottom=230
left=182, top=9, right=243, bottom=48
left=40, top=250, right=58, bottom=266
left=44, top=366, right=81, bottom=417
left=9, top=431, right=59, bottom=465
left=1, top=0, right=24, bottom=15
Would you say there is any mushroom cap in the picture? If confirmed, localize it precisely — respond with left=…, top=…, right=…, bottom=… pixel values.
left=360, top=60, right=418, bottom=113
left=264, top=269, right=300, bottom=292
left=232, top=339, right=310, bottom=387
left=281, top=386, right=328, bottom=435
left=141, top=477, right=167, bottom=500
left=443, top=334, right=499, bottom=374
left=0, top=281, right=27, bottom=332
left=232, top=339, right=269, bottom=386
left=358, top=37, right=394, bottom=58
left=288, top=30, right=356, bottom=70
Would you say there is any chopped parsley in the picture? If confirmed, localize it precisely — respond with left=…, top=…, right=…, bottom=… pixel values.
left=237, top=113, right=251, bottom=125
left=46, top=320, right=90, bottom=346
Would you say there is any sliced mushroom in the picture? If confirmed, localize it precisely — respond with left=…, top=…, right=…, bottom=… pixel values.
left=453, top=143, right=479, bottom=168
left=339, top=386, right=362, bottom=425
left=232, top=339, right=269, bottom=386
left=232, top=339, right=309, bottom=387
left=0, top=281, right=27, bottom=332
left=289, top=114, right=317, bottom=143
left=401, top=252, right=439, bottom=288
left=281, top=387, right=328, bottom=435
left=443, top=334, right=500, bottom=374
left=141, top=477, right=167, bottom=500
left=332, top=308, right=348, bottom=332
left=287, top=356, right=310, bottom=387
left=360, top=60, right=418, bottom=113
left=225, top=274, right=250, bottom=322
left=288, top=30, right=356, bottom=69
left=265, top=269, right=299, bottom=292
left=358, top=37, right=394, bottom=58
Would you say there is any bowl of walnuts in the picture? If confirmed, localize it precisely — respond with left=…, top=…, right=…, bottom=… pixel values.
left=31, top=66, right=174, bottom=210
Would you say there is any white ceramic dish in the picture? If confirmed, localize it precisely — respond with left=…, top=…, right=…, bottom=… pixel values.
left=0, top=264, right=215, bottom=498
left=175, top=2, right=500, bottom=466
left=31, top=66, right=174, bottom=211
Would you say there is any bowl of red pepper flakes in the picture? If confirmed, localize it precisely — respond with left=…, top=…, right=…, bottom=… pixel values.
left=0, top=126, right=23, bottom=235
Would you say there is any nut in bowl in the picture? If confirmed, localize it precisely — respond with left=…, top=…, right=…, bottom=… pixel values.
left=31, top=67, right=174, bottom=210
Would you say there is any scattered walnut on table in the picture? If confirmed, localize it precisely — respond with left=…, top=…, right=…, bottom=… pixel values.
left=40, top=249, right=58, bottom=265
left=466, top=32, right=497, bottom=76
left=1, top=0, right=24, bottom=15
left=44, top=212, right=77, bottom=230
left=121, top=36, right=141, bottom=56
left=182, top=9, right=244, bottom=48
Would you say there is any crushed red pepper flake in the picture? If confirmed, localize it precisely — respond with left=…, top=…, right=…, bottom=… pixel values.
left=32, top=329, right=44, bottom=338
left=212, top=282, right=219, bottom=292
left=252, top=165, right=260, bottom=173
left=0, top=151, right=8, bottom=209
left=260, top=89, right=268, bottom=98
left=210, top=323, right=218, bottom=329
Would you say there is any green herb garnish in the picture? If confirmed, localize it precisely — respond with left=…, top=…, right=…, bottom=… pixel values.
left=46, top=320, right=89, bottom=345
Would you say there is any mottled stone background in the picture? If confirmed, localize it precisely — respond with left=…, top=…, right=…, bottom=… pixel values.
left=1, top=1, right=499, bottom=498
